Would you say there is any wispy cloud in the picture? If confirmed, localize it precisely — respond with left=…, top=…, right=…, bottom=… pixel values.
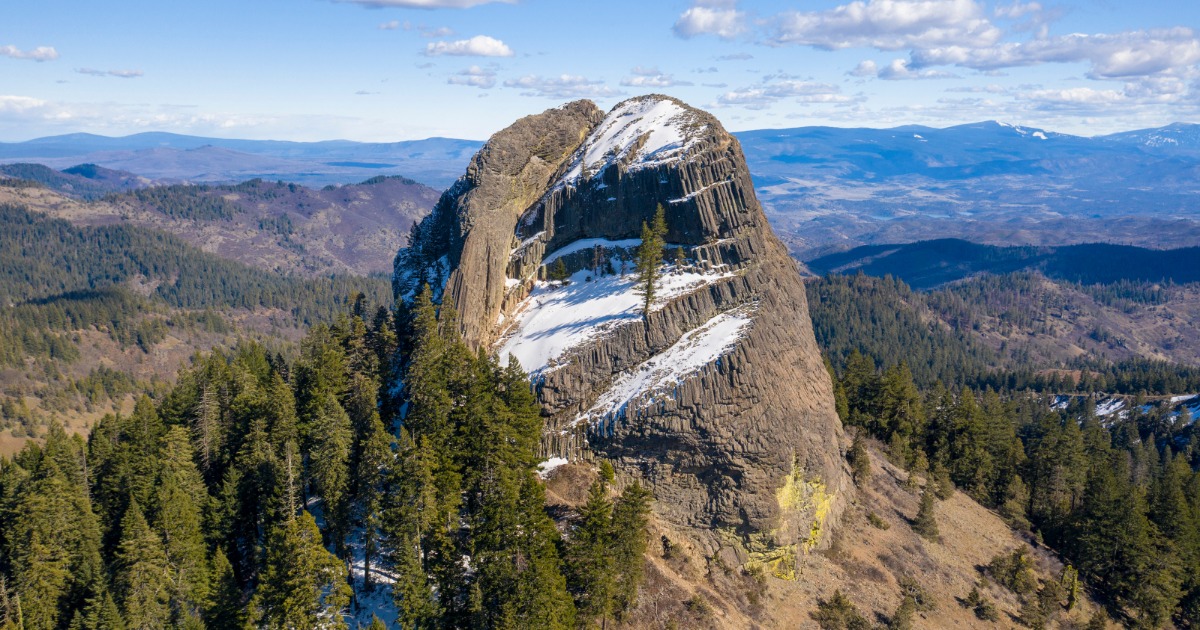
left=911, top=28, right=1200, bottom=79
left=674, top=1, right=746, bottom=40
left=620, top=66, right=693, bottom=88
left=447, top=65, right=496, bottom=89
left=716, top=80, right=855, bottom=110
left=379, top=20, right=402, bottom=30
left=850, top=59, right=957, bottom=80
left=424, top=35, right=513, bottom=57
left=503, top=74, right=622, bottom=99
left=1, top=45, right=59, bottom=62
left=769, top=0, right=1001, bottom=51
left=76, top=68, right=144, bottom=78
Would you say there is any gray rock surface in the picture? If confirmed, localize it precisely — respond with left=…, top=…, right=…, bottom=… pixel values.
left=394, top=94, right=850, bottom=566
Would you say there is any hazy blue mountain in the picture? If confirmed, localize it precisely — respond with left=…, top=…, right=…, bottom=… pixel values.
left=4, top=122, right=1200, bottom=254
left=734, top=121, right=1200, bottom=257
left=806, top=238, right=1200, bottom=289
left=0, top=133, right=483, bottom=189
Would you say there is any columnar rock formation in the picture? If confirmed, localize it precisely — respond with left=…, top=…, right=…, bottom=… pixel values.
left=394, top=94, right=850, bottom=568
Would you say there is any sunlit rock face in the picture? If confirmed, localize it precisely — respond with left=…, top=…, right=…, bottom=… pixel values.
left=394, top=94, right=850, bottom=563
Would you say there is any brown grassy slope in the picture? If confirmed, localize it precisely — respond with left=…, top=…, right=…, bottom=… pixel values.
left=0, top=308, right=306, bottom=456
left=546, top=443, right=1109, bottom=629
left=953, top=275, right=1200, bottom=367
left=0, top=177, right=439, bottom=276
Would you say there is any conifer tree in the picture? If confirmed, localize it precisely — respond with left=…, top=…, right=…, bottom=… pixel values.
left=70, top=580, right=126, bottom=630
left=634, top=204, right=668, bottom=318
left=611, top=482, right=652, bottom=617
left=913, top=484, right=939, bottom=542
left=848, top=430, right=871, bottom=486
left=306, top=392, right=353, bottom=557
left=153, top=426, right=211, bottom=615
left=206, top=549, right=246, bottom=630
left=252, top=511, right=350, bottom=629
left=114, top=499, right=171, bottom=629
left=567, top=481, right=616, bottom=626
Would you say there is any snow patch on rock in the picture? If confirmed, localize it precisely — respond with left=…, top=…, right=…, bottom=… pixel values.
left=576, top=306, right=754, bottom=428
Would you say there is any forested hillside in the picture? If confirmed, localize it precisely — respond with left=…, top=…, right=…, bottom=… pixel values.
left=0, top=293, right=652, bottom=629
left=0, top=202, right=389, bottom=453
left=809, top=273, right=1200, bottom=388
left=0, top=175, right=438, bottom=277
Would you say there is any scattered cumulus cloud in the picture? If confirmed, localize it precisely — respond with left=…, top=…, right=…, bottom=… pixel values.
left=716, top=80, right=854, bottom=110
left=1, top=45, right=59, bottom=62
left=674, top=1, right=746, bottom=40
left=76, top=68, right=144, bottom=78
left=379, top=20, right=402, bottom=30
left=994, top=1, right=1042, bottom=19
left=503, top=74, right=622, bottom=99
left=620, top=66, right=693, bottom=88
left=850, top=58, right=957, bottom=79
left=769, top=0, right=1002, bottom=51
left=911, top=28, right=1200, bottom=79
left=447, top=65, right=496, bottom=89
left=424, top=35, right=513, bottom=57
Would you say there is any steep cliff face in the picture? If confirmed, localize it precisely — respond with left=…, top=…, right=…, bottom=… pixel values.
left=394, top=94, right=850, bottom=569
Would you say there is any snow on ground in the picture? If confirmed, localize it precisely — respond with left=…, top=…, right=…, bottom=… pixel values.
left=574, top=306, right=754, bottom=429
left=1050, top=395, right=1070, bottom=410
left=560, top=97, right=703, bottom=186
left=345, top=525, right=401, bottom=629
left=537, top=457, right=569, bottom=478
left=1094, top=398, right=1125, bottom=417
left=539, top=237, right=641, bottom=265
left=496, top=264, right=735, bottom=375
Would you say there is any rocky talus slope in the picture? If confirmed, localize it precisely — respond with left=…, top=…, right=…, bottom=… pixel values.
left=394, top=95, right=850, bottom=571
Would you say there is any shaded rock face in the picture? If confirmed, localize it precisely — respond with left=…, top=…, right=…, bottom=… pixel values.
left=394, top=94, right=850, bottom=564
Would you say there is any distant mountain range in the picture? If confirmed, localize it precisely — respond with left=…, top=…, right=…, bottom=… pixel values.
left=805, top=238, right=1200, bottom=289
left=0, top=132, right=480, bottom=189
left=2, top=120, right=1199, bottom=255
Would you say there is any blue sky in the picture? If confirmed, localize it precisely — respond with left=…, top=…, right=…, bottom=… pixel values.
left=2, top=0, right=1198, bottom=141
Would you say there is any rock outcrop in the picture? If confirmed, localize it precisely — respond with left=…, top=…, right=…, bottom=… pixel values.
left=394, top=94, right=850, bottom=571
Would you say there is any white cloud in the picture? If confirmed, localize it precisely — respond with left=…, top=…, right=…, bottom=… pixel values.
left=503, top=75, right=622, bottom=99
left=447, top=65, right=496, bottom=89
left=770, top=0, right=1002, bottom=51
left=911, top=28, right=1200, bottom=79
left=717, top=80, right=854, bottom=109
left=424, top=35, right=513, bottom=57
left=0, top=45, right=59, bottom=62
left=994, top=1, right=1041, bottom=19
left=620, top=66, right=693, bottom=88
left=716, top=52, right=754, bottom=61
left=674, top=1, right=746, bottom=40
left=76, top=68, right=144, bottom=78
left=850, top=58, right=957, bottom=79
left=338, top=0, right=513, bottom=7
left=379, top=20, right=402, bottom=30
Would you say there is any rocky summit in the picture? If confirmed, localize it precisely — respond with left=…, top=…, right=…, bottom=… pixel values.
left=394, top=94, right=849, bottom=574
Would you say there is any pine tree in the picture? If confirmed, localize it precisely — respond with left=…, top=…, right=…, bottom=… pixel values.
left=307, top=392, right=353, bottom=557
left=356, top=411, right=394, bottom=592
left=848, top=430, right=871, bottom=486
left=153, top=426, right=211, bottom=615
left=912, top=484, right=939, bottom=542
left=114, top=499, right=171, bottom=629
left=252, top=511, right=351, bottom=629
left=70, top=581, right=126, bottom=630
left=610, top=482, right=652, bottom=617
left=206, top=549, right=246, bottom=630
left=567, top=481, right=615, bottom=627
left=634, top=204, right=667, bottom=318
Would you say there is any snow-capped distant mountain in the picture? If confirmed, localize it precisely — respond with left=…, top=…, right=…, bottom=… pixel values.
left=1100, top=123, right=1200, bottom=151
